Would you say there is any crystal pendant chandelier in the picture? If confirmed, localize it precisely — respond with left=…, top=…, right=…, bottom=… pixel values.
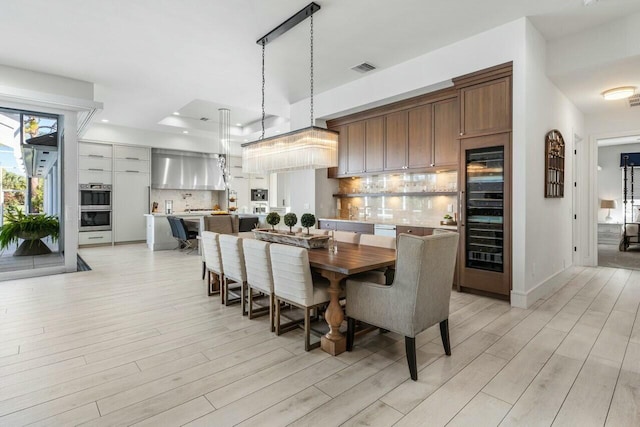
left=218, top=108, right=231, bottom=189
left=241, top=2, right=338, bottom=174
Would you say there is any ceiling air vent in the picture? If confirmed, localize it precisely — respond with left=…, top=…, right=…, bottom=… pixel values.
left=629, top=94, right=640, bottom=108
left=351, top=62, right=376, bottom=73
left=199, top=117, right=210, bottom=122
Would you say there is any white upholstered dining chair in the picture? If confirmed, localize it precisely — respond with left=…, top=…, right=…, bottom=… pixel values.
left=201, top=231, right=223, bottom=298
left=269, top=243, right=331, bottom=351
left=333, top=230, right=360, bottom=244
left=350, top=234, right=397, bottom=285
left=219, top=234, right=248, bottom=314
left=242, top=239, right=275, bottom=331
left=346, top=232, right=459, bottom=381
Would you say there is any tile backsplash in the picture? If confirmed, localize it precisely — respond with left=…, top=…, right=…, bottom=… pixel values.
left=150, top=189, right=222, bottom=213
left=335, top=171, right=458, bottom=225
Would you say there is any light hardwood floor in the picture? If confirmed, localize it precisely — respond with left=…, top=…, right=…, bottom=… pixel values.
left=0, top=244, right=638, bottom=426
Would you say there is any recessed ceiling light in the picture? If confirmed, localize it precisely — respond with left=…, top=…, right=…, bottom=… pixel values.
left=236, top=123, right=242, bottom=126
left=183, top=130, right=189, bottom=134
left=101, top=119, right=109, bottom=123
left=275, top=130, right=281, bottom=133
left=244, top=139, right=248, bottom=142
left=173, top=112, right=180, bottom=116
left=602, top=86, right=636, bottom=100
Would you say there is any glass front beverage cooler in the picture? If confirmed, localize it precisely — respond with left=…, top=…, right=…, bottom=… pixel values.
left=465, top=147, right=504, bottom=272
left=459, top=134, right=510, bottom=297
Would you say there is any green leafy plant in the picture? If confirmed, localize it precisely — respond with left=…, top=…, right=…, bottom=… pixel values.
left=443, top=214, right=452, bottom=220
left=300, top=213, right=316, bottom=235
left=266, top=212, right=281, bottom=231
left=0, top=205, right=59, bottom=250
left=283, top=213, right=297, bottom=234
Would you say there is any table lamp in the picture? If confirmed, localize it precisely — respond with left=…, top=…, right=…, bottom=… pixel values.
left=600, top=199, right=617, bottom=223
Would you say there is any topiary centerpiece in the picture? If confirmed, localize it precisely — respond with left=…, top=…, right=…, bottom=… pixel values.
left=283, top=213, right=297, bottom=234
left=0, top=206, right=59, bottom=256
left=266, top=212, right=281, bottom=231
left=300, top=213, right=316, bottom=235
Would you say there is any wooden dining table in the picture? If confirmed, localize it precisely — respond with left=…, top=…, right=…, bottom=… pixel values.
left=307, top=242, right=396, bottom=356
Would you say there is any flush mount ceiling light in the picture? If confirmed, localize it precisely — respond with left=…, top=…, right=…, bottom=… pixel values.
left=242, top=2, right=338, bottom=173
left=602, top=86, right=636, bottom=100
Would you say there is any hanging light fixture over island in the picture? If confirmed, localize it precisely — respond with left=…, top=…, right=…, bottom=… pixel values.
left=241, top=2, right=338, bottom=174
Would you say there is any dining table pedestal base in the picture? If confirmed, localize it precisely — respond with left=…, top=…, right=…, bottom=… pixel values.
left=319, top=270, right=347, bottom=356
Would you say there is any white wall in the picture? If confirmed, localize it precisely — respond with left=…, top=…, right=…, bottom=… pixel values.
left=518, top=20, right=584, bottom=306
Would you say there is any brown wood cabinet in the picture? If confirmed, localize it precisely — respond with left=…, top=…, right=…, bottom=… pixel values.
left=318, top=220, right=374, bottom=235
left=433, top=98, right=459, bottom=167
left=459, top=76, right=511, bottom=138
left=407, top=106, right=431, bottom=169
left=384, top=111, right=408, bottom=170
left=346, top=122, right=365, bottom=174
left=365, top=117, right=385, bottom=172
left=336, top=124, right=348, bottom=176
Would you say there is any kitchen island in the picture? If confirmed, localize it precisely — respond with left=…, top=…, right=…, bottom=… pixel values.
left=145, top=213, right=266, bottom=251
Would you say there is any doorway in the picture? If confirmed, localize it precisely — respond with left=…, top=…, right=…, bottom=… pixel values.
left=0, top=107, right=62, bottom=272
left=596, top=135, right=640, bottom=270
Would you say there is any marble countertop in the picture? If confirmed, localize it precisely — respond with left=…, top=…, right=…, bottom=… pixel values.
left=318, top=217, right=458, bottom=230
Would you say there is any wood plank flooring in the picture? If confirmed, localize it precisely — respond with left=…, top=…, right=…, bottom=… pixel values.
left=0, top=243, right=638, bottom=426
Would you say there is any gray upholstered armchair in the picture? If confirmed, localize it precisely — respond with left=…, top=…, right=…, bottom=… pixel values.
left=345, top=231, right=459, bottom=381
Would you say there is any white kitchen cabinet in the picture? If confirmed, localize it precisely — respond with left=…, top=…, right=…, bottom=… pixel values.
left=79, top=156, right=112, bottom=171
left=114, top=159, right=149, bottom=173
left=276, top=172, right=291, bottom=208
left=229, top=175, right=250, bottom=212
left=114, top=145, right=150, bottom=161
left=250, top=174, right=268, bottom=189
left=79, top=142, right=112, bottom=158
left=79, top=169, right=112, bottom=185
left=79, top=230, right=112, bottom=245
left=114, top=171, right=150, bottom=242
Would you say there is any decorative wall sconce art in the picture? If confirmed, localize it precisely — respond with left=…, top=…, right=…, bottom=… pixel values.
left=545, top=129, right=565, bottom=198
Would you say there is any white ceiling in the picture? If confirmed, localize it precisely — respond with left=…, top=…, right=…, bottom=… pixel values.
left=2, top=0, right=640, bottom=141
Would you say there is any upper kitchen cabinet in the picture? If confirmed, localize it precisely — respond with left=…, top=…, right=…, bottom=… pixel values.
left=79, top=142, right=112, bottom=158
left=346, top=121, right=365, bottom=175
left=365, top=117, right=385, bottom=173
left=407, top=105, right=431, bottom=169
left=335, top=125, right=348, bottom=177
left=455, top=63, right=512, bottom=138
left=79, top=142, right=112, bottom=185
left=384, top=110, right=409, bottom=171
left=433, top=98, right=459, bottom=167
left=114, top=145, right=150, bottom=161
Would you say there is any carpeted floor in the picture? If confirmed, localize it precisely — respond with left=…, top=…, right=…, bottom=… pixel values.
left=598, top=243, right=640, bottom=270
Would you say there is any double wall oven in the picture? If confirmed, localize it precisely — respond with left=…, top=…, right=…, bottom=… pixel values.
left=79, top=184, right=112, bottom=231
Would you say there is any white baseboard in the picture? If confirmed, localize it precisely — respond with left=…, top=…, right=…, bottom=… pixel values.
left=510, top=265, right=577, bottom=308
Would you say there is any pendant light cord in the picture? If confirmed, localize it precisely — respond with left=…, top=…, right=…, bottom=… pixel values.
left=261, top=40, right=266, bottom=140
left=310, top=14, right=314, bottom=127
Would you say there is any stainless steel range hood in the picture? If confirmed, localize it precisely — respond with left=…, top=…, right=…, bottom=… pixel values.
left=151, top=148, right=226, bottom=191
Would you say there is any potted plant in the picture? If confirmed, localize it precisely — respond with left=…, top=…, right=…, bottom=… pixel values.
left=442, top=214, right=455, bottom=225
left=300, top=213, right=316, bottom=235
left=283, top=213, right=297, bottom=235
left=0, top=205, right=60, bottom=256
left=266, top=212, right=281, bottom=231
